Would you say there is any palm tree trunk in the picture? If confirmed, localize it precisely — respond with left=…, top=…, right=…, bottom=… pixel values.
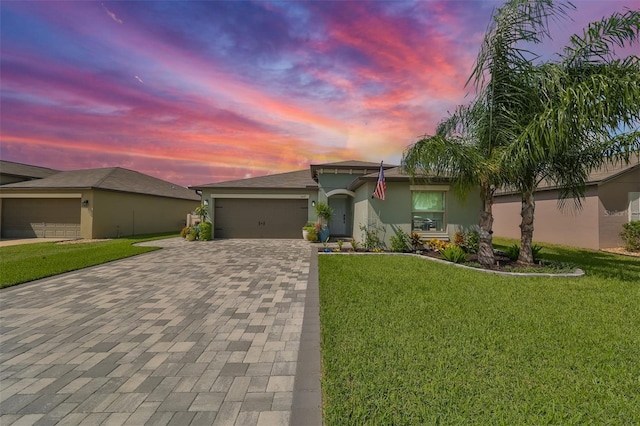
left=518, top=190, right=535, bottom=264
left=478, top=184, right=495, bottom=267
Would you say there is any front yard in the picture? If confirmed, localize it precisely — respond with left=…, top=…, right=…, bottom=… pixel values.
left=319, top=241, right=640, bottom=424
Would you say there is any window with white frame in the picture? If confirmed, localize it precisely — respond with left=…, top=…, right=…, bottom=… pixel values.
left=412, top=191, right=446, bottom=232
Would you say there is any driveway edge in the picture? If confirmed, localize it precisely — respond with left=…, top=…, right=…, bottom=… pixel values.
left=291, top=246, right=323, bottom=425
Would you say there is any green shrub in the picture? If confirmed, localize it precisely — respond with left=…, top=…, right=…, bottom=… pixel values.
left=506, top=243, right=543, bottom=262
left=360, top=224, right=384, bottom=252
left=506, top=244, right=520, bottom=261
left=465, top=230, right=480, bottom=254
left=440, top=245, right=467, bottom=263
left=199, top=222, right=212, bottom=241
left=350, top=238, right=360, bottom=251
left=186, top=227, right=197, bottom=241
left=390, top=229, right=410, bottom=252
left=620, top=221, right=640, bottom=251
left=306, top=229, right=318, bottom=242
left=180, top=226, right=189, bottom=238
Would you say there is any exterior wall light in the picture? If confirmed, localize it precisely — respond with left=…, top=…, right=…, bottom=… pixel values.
left=311, top=201, right=316, bottom=207
left=82, top=200, right=89, bottom=207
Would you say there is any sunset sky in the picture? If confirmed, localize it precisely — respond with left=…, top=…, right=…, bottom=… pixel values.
left=1, top=1, right=636, bottom=187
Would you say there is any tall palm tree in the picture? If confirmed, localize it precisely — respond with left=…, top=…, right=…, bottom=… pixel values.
left=404, top=0, right=572, bottom=266
left=494, top=8, right=640, bottom=263
left=403, top=102, right=502, bottom=267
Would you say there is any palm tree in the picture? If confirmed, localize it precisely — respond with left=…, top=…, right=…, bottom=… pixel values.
left=404, top=0, right=572, bottom=266
left=483, top=7, right=640, bottom=263
left=406, top=1, right=639, bottom=265
left=403, top=102, right=503, bottom=267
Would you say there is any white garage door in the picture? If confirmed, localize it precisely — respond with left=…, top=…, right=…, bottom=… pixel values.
left=214, top=198, right=308, bottom=238
left=1, top=198, right=81, bottom=238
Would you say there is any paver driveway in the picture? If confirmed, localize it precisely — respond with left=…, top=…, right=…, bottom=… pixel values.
left=0, top=238, right=314, bottom=426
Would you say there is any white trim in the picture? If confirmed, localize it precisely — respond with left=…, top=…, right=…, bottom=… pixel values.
left=410, top=185, right=450, bottom=191
left=0, top=193, right=82, bottom=199
left=325, top=189, right=355, bottom=198
left=208, top=193, right=309, bottom=199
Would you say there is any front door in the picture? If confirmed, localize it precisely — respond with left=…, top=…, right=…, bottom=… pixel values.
left=328, top=196, right=349, bottom=236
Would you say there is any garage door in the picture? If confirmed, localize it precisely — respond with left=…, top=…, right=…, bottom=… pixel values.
left=214, top=198, right=308, bottom=238
left=1, top=198, right=81, bottom=238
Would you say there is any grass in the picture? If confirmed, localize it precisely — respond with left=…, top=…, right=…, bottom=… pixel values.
left=319, top=240, right=640, bottom=425
left=0, top=233, right=176, bottom=289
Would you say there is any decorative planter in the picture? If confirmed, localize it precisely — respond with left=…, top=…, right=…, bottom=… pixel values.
left=319, top=226, right=330, bottom=243
left=302, top=229, right=309, bottom=240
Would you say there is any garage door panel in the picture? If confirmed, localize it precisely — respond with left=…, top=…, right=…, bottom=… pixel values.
left=214, top=198, right=307, bottom=239
left=2, top=199, right=81, bottom=239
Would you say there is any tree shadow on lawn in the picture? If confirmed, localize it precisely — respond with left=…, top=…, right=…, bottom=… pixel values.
left=536, top=247, right=638, bottom=282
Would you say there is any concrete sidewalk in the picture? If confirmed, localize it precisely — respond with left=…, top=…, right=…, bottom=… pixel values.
left=0, top=238, right=322, bottom=426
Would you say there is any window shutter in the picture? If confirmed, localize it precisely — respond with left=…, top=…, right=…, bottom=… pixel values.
left=629, top=192, right=640, bottom=222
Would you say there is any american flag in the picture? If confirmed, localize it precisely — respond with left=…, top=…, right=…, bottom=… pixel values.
left=372, top=161, right=386, bottom=200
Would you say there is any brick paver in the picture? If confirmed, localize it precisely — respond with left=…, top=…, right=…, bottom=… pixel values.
left=0, top=238, right=313, bottom=425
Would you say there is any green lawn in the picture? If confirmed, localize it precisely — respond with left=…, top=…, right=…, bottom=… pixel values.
left=319, top=242, right=640, bottom=425
left=0, top=233, right=176, bottom=288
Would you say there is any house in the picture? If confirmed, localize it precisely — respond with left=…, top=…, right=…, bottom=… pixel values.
left=492, top=158, right=640, bottom=250
left=190, top=160, right=482, bottom=246
left=0, top=164, right=200, bottom=239
left=0, top=160, right=59, bottom=185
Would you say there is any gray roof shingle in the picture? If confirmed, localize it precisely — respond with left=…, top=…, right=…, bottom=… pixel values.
left=0, top=160, right=59, bottom=180
left=191, top=169, right=318, bottom=190
left=0, top=167, right=199, bottom=200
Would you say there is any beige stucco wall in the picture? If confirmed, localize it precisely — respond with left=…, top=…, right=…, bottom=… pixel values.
left=91, top=190, right=199, bottom=238
left=598, top=167, right=640, bottom=248
left=493, top=187, right=600, bottom=249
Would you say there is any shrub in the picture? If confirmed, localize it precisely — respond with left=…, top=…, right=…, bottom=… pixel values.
left=390, top=229, right=410, bottom=252
left=620, top=221, right=640, bottom=252
left=465, top=230, right=480, bottom=254
left=440, top=245, right=467, bottom=263
left=409, top=232, right=423, bottom=252
left=506, top=244, right=520, bottom=261
left=506, top=243, right=543, bottom=262
left=426, top=238, right=448, bottom=252
left=199, top=222, right=212, bottom=241
left=360, top=224, right=383, bottom=252
left=306, top=229, right=318, bottom=242
left=186, top=227, right=197, bottom=241
left=180, top=226, right=189, bottom=238
left=453, top=230, right=465, bottom=247
left=350, top=238, right=360, bottom=251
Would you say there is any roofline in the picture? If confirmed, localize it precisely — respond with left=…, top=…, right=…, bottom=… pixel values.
left=0, top=186, right=200, bottom=201
left=190, top=184, right=318, bottom=191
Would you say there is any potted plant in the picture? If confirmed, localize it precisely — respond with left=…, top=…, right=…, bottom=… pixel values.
left=315, top=202, right=333, bottom=242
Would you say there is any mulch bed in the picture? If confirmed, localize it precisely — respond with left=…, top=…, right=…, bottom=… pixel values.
left=318, top=247, right=560, bottom=273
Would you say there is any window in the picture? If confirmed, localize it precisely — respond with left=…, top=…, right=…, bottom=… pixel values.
left=630, top=192, right=640, bottom=222
left=412, top=191, right=445, bottom=232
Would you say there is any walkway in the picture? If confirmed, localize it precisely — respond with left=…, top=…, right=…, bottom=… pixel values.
left=0, top=238, right=321, bottom=426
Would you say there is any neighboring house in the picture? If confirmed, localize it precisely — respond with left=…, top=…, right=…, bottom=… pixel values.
left=0, top=166, right=200, bottom=239
left=492, top=158, right=640, bottom=250
left=190, top=160, right=482, bottom=246
left=0, top=160, right=59, bottom=185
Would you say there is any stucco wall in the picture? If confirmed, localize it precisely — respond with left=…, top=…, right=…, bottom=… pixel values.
left=92, top=190, right=199, bottom=238
left=598, top=167, right=640, bottom=248
left=352, top=182, right=481, bottom=248
left=493, top=187, right=600, bottom=249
